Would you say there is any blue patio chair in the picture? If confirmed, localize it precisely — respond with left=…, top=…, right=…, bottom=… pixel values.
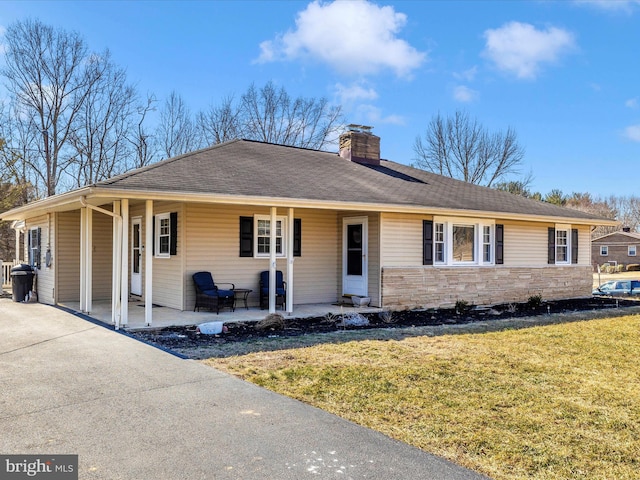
left=192, top=271, right=235, bottom=314
left=259, top=270, right=286, bottom=310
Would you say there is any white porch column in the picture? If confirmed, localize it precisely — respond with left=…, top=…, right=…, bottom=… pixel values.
left=286, top=207, right=294, bottom=313
left=14, top=228, right=20, bottom=263
left=79, top=207, right=86, bottom=312
left=120, top=199, right=129, bottom=326
left=269, top=206, right=277, bottom=313
left=145, top=200, right=153, bottom=326
left=85, top=207, right=93, bottom=313
left=112, top=201, right=121, bottom=326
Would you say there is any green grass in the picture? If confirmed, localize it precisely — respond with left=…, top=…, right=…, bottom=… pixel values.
left=205, top=315, right=640, bottom=479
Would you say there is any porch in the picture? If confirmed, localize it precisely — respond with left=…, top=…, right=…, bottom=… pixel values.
left=60, top=300, right=382, bottom=331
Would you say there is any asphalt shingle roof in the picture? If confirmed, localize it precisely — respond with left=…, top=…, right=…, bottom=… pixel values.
left=97, top=139, right=608, bottom=222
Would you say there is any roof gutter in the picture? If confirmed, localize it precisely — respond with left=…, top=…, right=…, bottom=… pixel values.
left=89, top=188, right=616, bottom=226
left=1, top=185, right=618, bottom=227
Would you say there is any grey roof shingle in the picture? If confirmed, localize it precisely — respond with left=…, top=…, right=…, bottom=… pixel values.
left=97, top=139, right=609, bottom=222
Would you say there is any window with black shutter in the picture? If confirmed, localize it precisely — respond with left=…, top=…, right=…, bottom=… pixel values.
left=239, top=216, right=254, bottom=257
left=240, top=215, right=301, bottom=257
left=495, top=224, right=504, bottom=265
left=548, top=227, right=556, bottom=264
left=423, top=220, right=433, bottom=265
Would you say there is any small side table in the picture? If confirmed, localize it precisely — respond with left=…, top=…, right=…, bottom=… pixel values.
left=233, top=288, right=252, bottom=310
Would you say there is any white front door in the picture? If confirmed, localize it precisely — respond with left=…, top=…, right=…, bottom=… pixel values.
left=131, top=217, right=142, bottom=296
left=342, top=216, right=368, bottom=297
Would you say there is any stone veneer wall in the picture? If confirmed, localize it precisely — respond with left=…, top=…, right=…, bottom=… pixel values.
left=381, top=266, right=593, bottom=310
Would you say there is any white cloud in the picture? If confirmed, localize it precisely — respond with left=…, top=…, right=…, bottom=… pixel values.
left=355, top=104, right=405, bottom=126
left=625, top=97, right=639, bottom=109
left=624, top=124, right=640, bottom=141
left=256, top=0, right=426, bottom=78
left=334, top=82, right=378, bottom=104
left=482, top=22, right=577, bottom=79
left=453, top=85, right=478, bottom=103
left=453, top=66, right=478, bottom=82
left=574, top=0, right=640, bottom=13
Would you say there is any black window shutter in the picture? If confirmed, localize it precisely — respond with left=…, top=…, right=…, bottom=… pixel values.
left=239, top=216, right=253, bottom=257
left=36, top=227, right=41, bottom=269
left=294, top=218, right=302, bottom=257
left=495, top=224, right=504, bottom=265
left=423, top=220, right=433, bottom=265
left=548, top=227, right=556, bottom=264
left=170, top=212, right=178, bottom=255
left=571, top=228, right=579, bottom=264
left=152, top=216, right=155, bottom=255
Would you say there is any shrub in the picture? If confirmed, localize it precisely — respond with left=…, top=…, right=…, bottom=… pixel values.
left=378, top=310, right=397, bottom=324
left=601, top=263, right=615, bottom=274
left=527, top=294, right=543, bottom=309
left=338, top=312, right=369, bottom=327
left=455, top=299, right=473, bottom=315
left=256, top=313, right=286, bottom=332
left=627, top=264, right=640, bottom=272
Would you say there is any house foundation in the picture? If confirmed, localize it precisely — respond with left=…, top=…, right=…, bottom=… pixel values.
left=381, top=265, right=593, bottom=310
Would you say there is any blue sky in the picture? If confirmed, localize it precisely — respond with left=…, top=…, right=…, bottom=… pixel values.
left=0, top=0, right=639, bottom=198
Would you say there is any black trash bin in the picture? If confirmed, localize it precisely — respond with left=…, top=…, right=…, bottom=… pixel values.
left=11, top=264, right=34, bottom=303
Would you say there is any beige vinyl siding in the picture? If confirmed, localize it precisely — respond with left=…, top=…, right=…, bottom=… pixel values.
left=502, top=220, right=550, bottom=266
left=56, top=211, right=80, bottom=302
left=184, top=204, right=340, bottom=309
left=380, top=212, right=427, bottom=266
left=577, top=226, right=591, bottom=266
left=367, top=213, right=381, bottom=307
left=379, top=215, right=590, bottom=270
left=92, top=210, right=113, bottom=301
left=25, top=214, right=55, bottom=305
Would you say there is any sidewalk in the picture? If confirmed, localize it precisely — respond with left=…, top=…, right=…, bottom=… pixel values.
left=0, top=299, right=488, bottom=479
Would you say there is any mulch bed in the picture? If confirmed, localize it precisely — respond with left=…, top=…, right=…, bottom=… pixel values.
left=127, top=297, right=638, bottom=352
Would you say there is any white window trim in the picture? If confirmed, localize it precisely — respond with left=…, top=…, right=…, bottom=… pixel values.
left=629, top=245, right=637, bottom=257
left=433, top=217, right=495, bottom=266
left=555, top=224, right=571, bottom=265
left=254, top=215, right=287, bottom=258
left=155, top=213, right=171, bottom=258
left=600, top=246, right=608, bottom=256
left=29, top=227, right=40, bottom=269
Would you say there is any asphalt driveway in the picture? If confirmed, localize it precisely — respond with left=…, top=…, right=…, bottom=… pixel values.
left=0, top=298, right=488, bottom=479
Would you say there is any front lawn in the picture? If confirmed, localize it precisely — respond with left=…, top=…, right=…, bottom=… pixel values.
left=205, top=315, right=640, bottom=480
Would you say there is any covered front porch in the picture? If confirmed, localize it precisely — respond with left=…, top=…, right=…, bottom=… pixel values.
left=60, top=300, right=382, bottom=331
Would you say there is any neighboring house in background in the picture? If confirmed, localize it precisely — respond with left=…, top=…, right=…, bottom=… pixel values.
left=0, top=126, right=617, bottom=327
left=591, top=228, right=640, bottom=269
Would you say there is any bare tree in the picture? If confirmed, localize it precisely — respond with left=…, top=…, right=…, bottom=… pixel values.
left=126, top=94, right=158, bottom=169
left=0, top=102, right=40, bottom=200
left=196, top=95, right=240, bottom=146
left=2, top=19, right=107, bottom=196
left=413, top=110, right=525, bottom=187
left=602, top=195, right=640, bottom=233
left=237, top=81, right=342, bottom=149
left=68, top=54, right=137, bottom=186
left=156, top=91, right=201, bottom=159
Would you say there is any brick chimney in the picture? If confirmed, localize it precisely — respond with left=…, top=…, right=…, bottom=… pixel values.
left=339, top=125, right=380, bottom=166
